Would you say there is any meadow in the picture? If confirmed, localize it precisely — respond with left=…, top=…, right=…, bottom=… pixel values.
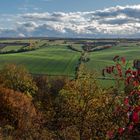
left=0, top=43, right=81, bottom=77
left=86, top=45, right=140, bottom=75
left=0, top=39, right=140, bottom=87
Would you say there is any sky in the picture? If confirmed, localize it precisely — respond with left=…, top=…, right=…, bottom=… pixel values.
left=0, top=0, right=140, bottom=38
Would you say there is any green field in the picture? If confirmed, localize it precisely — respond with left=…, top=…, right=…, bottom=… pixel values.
left=0, top=44, right=81, bottom=77
left=0, top=39, right=140, bottom=87
left=70, top=44, right=83, bottom=52
left=86, top=45, right=140, bottom=76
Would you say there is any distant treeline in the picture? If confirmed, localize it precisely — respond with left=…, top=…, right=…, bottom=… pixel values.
left=67, top=45, right=82, bottom=52
left=0, top=42, right=30, bottom=46
left=0, top=43, right=47, bottom=54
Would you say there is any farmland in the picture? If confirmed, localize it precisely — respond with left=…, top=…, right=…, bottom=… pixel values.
left=1, top=38, right=140, bottom=139
left=0, top=38, right=140, bottom=84
left=86, top=45, right=140, bottom=75
left=0, top=42, right=81, bottom=77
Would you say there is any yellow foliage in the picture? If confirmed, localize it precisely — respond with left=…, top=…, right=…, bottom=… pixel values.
left=0, top=64, right=38, bottom=96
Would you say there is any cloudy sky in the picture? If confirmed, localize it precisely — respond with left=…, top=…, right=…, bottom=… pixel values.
left=0, top=0, right=140, bottom=38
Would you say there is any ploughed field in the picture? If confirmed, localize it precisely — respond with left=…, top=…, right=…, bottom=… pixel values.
left=0, top=39, right=140, bottom=87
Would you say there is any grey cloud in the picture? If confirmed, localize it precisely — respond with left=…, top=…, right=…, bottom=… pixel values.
left=0, top=28, right=19, bottom=37
left=1, top=5, right=140, bottom=37
left=93, top=5, right=140, bottom=19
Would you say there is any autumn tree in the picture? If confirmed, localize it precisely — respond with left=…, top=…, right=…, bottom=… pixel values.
left=0, top=64, right=37, bottom=96
left=0, top=86, right=54, bottom=140
left=34, top=76, right=68, bottom=135
left=0, top=86, right=41, bottom=139
left=49, top=65, right=116, bottom=140
left=103, top=56, right=140, bottom=139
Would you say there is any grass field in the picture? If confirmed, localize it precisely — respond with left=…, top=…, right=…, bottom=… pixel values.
left=0, top=39, right=140, bottom=87
left=0, top=44, right=81, bottom=76
left=85, top=45, right=140, bottom=76
left=71, top=44, right=83, bottom=52
left=83, top=44, right=140, bottom=88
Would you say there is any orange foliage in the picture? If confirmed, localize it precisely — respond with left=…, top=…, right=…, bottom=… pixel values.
left=0, top=87, right=37, bottom=131
left=0, top=64, right=37, bottom=96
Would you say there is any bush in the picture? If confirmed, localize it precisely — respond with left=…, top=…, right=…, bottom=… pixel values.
left=103, top=56, right=140, bottom=139
left=49, top=66, right=116, bottom=139
left=0, top=64, right=37, bottom=96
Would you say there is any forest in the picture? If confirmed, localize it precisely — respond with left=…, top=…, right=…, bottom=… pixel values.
left=0, top=56, right=140, bottom=140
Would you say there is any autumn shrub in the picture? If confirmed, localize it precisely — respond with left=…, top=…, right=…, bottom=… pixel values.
left=103, top=56, right=140, bottom=139
left=34, top=76, right=51, bottom=104
left=2, top=59, right=140, bottom=139
left=49, top=76, right=68, bottom=96
left=47, top=65, right=117, bottom=140
left=0, top=64, right=37, bottom=96
left=34, top=76, right=68, bottom=130
left=0, top=87, right=42, bottom=139
left=34, top=76, right=67, bottom=101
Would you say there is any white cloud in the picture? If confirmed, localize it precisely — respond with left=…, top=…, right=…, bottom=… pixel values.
left=1, top=4, right=140, bottom=37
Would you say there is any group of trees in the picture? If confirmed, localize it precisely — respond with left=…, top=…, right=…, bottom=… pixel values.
left=0, top=59, right=140, bottom=139
left=0, top=41, right=47, bottom=55
left=67, top=45, right=82, bottom=52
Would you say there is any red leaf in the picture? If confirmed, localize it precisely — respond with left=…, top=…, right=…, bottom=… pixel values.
left=132, top=111, right=139, bottom=123
left=107, top=131, right=114, bottom=139
left=124, top=97, right=129, bottom=106
left=138, top=69, right=140, bottom=75
left=126, top=76, right=132, bottom=84
left=116, top=64, right=122, bottom=77
left=121, top=57, right=126, bottom=65
left=125, top=69, right=132, bottom=76
left=118, top=127, right=125, bottom=135
left=132, top=71, right=137, bottom=77
left=128, top=124, right=133, bottom=131
left=133, top=81, right=139, bottom=87
left=134, top=106, right=140, bottom=112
